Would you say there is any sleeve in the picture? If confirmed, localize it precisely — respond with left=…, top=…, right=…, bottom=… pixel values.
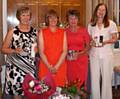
left=87, top=24, right=92, bottom=36
left=109, top=20, right=118, bottom=34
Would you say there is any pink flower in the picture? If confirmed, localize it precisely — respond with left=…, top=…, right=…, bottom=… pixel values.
left=34, top=85, right=42, bottom=91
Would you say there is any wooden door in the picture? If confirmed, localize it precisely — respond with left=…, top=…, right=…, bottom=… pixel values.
left=7, top=0, right=86, bottom=28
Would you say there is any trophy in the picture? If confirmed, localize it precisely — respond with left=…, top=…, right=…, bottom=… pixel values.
left=99, top=35, right=103, bottom=46
left=67, top=50, right=76, bottom=60
left=94, top=35, right=103, bottom=47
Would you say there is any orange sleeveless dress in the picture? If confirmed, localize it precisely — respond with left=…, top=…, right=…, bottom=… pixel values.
left=38, top=27, right=67, bottom=87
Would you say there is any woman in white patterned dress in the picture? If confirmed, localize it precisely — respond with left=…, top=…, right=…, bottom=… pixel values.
left=2, top=6, right=37, bottom=99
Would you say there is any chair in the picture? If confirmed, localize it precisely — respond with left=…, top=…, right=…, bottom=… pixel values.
left=114, top=66, right=120, bottom=89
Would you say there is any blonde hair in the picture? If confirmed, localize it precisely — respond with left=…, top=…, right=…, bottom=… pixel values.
left=16, top=6, right=32, bottom=21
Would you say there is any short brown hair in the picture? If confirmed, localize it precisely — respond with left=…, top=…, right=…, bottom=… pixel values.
left=45, top=9, right=59, bottom=26
left=16, top=6, right=32, bottom=21
left=66, top=9, right=80, bottom=22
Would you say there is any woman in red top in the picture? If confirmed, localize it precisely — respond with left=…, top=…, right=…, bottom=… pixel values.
left=66, top=9, right=90, bottom=90
left=38, top=10, right=67, bottom=88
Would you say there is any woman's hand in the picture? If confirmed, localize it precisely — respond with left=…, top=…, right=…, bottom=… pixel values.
left=72, top=52, right=79, bottom=60
left=14, top=48, right=23, bottom=54
left=48, top=65, right=57, bottom=74
left=67, top=51, right=87, bottom=61
left=90, top=40, right=103, bottom=47
left=90, top=40, right=96, bottom=47
left=67, top=51, right=79, bottom=60
left=49, top=65, right=60, bottom=74
left=51, top=66, right=59, bottom=74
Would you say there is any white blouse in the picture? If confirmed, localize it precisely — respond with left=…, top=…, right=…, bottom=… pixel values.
left=88, top=20, right=118, bottom=58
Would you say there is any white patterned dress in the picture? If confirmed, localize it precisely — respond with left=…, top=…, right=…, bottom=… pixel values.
left=5, top=26, right=37, bottom=95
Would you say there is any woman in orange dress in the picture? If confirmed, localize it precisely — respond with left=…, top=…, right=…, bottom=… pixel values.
left=38, top=10, right=67, bottom=89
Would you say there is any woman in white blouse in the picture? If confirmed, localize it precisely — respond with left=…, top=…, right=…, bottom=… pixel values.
left=88, top=3, right=118, bottom=99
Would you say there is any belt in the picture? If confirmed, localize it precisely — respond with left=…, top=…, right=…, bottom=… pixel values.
left=68, top=50, right=81, bottom=53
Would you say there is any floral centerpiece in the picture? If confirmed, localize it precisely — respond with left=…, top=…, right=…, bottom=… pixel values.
left=28, top=79, right=50, bottom=94
left=22, top=73, right=56, bottom=99
left=61, top=79, right=90, bottom=99
left=50, top=79, right=90, bottom=99
left=23, top=74, right=90, bottom=99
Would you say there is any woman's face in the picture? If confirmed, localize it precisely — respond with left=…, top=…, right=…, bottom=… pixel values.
left=97, top=5, right=106, bottom=19
left=19, top=11, right=31, bottom=25
left=68, top=15, right=78, bottom=27
left=48, top=15, right=58, bottom=27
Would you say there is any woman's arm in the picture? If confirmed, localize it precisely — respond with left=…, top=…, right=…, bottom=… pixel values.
left=103, top=33, right=118, bottom=45
left=78, top=30, right=91, bottom=56
left=74, top=39, right=90, bottom=59
left=54, top=32, right=67, bottom=71
left=38, top=30, right=52, bottom=70
left=1, top=29, right=23, bottom=54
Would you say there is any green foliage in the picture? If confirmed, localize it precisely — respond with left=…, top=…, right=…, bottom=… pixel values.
left=62, top=85, right=78, bottom=96
left=61, top=79, right=90, bottom=98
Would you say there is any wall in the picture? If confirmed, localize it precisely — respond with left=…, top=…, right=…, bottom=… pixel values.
left=0, top=0, right=5, bottom=65
left=7, top=0, right=86, bottom=28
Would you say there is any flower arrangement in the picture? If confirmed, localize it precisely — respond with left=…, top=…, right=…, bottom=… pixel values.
left=28, top=79, right=50, bottom=94
left=22, top=73, right=56, bottom=99
left=51, top=87, right=71, bottom=99
left=61, top=79, right=90, bottom=99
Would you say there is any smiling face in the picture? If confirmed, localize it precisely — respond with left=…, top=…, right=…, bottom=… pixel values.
left=48, top=15, right=58, bottom=27
left=45, top=10, right=59, bottom=26
left=68, top=15, right=78, bottom=27
left=16, top=7, right=31, bottom=25
left=97, top=5, right=106, bottom=19
left=19, top=11, right=31, bottom=25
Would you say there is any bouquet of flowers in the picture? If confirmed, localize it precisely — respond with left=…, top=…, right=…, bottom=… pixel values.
left=28, top=79, right=50, bottom=94
left=51, top=87, right=71, bottom=99
left=61, top=79, right=90, bottom=99
left=23, top=73, right=56, bottom=99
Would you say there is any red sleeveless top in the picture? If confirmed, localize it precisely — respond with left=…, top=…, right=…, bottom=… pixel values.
left=38, top=27, right=67, bottom=86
